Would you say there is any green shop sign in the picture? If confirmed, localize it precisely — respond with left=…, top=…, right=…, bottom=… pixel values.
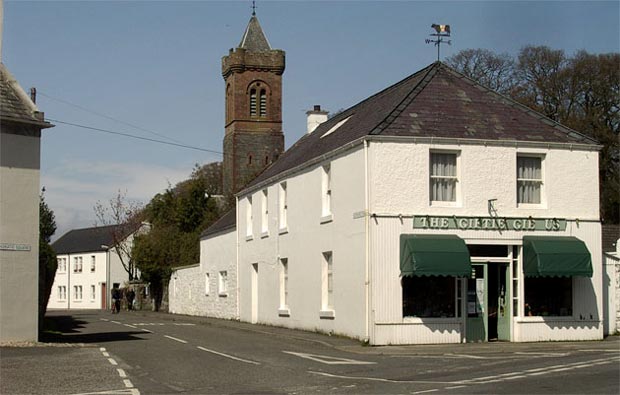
left=413, top=216, right=566, bottom=232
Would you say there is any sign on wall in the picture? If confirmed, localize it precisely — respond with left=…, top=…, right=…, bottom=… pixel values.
left=413, top=216, right=566, bottom=232
left=0, top=243, right=32, bottom=252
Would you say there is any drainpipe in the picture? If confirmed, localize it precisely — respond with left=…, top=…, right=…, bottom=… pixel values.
left=101, top=245, right=110, bottom=310
left=67, top=253, right=71, bottom=310
left=364, top=139, right=371, bottom=343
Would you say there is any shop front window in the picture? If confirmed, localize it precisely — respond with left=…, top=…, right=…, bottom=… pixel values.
left=402, top=276, right=456, bottom=318
left=524, top=277, right=572, bottom=316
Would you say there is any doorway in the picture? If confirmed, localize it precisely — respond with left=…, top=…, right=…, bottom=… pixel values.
left=101, top=283, right=107, bottom=310
left=466, top=262, right=511, bottom=342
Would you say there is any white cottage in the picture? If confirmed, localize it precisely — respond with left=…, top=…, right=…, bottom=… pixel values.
left=48, top=224, right=144, bottom=310
left=171, top=61, right=602, bottom=345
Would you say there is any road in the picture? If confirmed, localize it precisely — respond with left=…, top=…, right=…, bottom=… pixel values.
left=28, top=310, right=620, bottom=394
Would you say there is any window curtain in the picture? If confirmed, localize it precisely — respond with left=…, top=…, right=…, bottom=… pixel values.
left=517, top=157, right=541, bottom=204
left=431, top=153, right=456, bottom=201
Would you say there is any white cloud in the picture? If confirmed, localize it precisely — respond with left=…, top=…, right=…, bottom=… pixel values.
left=43, top=159, right=192, bottom=241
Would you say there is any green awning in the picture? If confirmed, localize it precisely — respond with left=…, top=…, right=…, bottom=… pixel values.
left=523, top=236, right=592, bottom=278
left=400, top=234, right=471, bottom=277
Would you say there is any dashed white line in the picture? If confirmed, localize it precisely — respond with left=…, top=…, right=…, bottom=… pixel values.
left=164, top=335, right=188, bottom=344
left=411, top=389, right=439, bottom=394
left=124, top=379, right=134, bottom=388
left=99, top=347, right=106, bottom=352
left=108, top=358, right=118, bottom=366
left=117, top=368, right=127, bottom=378
left=111, top=320, right=121, bottom=324
left=197, top=346, right=261, bottom=365
left=102, top=351, right=110, bottom=357
left=141, top=328, right=153, bottom=333
left=124, top=324, right=138, bottom=329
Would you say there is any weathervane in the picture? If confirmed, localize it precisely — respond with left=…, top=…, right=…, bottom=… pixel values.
left=425, top=24, right=451, bottom=61
left=252, top=0, right=256, bottom=16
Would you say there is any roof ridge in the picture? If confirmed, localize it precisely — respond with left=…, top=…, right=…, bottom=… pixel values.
left=440, top=64, right=600, bottom=145
left=370, top=62, right=440, bottom=135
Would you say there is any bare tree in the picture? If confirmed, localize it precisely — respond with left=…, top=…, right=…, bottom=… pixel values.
left=446, top=48, right=516, bottom=94
left=94, top=190, right=144, bottom=280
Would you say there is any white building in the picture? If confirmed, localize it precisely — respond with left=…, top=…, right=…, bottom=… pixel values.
left=0, top=63, right=53, bottom=342
left=48, top=224, right=142, bottom=310
left=171, top=61, right=603, bottom=345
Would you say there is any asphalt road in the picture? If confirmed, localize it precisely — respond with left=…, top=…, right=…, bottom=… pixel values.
left=4, top=309, right=618, bottom=394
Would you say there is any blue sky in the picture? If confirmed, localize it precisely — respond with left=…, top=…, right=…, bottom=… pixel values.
left=2, top=0, right=619, bottom=240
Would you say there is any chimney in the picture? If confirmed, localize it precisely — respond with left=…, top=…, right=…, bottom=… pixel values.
left=306, top=105, right=328, bottom=134
left=30, top=87, right=36, bottom=104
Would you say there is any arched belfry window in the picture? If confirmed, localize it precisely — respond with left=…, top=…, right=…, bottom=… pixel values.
left=248, top=82, right=270, bottom=118
left=250, top=89, right=257, bottom=116
left=259, top=90, right=267, bottom=117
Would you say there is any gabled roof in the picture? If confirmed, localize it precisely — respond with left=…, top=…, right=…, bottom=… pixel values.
left=52, top=224, right=137, bottom=254
left=238, top=15, right=271, bottom=51
left=200, top=208, right=236, bottom=239
left=242, top=61, right=599, bottom=192
left=0, top=63, right=52, bottom=128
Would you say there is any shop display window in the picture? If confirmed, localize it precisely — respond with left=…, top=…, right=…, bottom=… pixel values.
left=402, top=276, right=456, bottom=318
left=524, top=277, right=572, bottom=316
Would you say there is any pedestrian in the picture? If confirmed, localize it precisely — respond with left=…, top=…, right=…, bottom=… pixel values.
left=126, top=288, right=135, bottom=311
left=111, top=287, right=121, bottom=314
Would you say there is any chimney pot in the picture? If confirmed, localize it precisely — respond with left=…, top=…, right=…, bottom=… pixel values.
left=313, top=105, right=321, bottom=111
left=306, top=105, right=329, bottom=134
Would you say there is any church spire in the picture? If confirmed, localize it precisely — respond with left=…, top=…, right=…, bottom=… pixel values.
left=238, top=13, right=271, bottom=51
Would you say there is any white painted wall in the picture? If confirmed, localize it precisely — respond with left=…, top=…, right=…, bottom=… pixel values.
left=237, top=147, right=367, bottom=339
left=603, top=252, right=620, bottom=335
left=168, top=229, right=238, bottom=319
left=367, top=140, right=602, bottom=344
left=0, top=132, right=40, bottom=342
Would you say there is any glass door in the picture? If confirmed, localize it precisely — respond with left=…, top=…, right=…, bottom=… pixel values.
left=466, top=264, right=487, bottom=342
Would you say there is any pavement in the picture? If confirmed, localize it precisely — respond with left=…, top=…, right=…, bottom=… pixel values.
left=1, top=309, right=619, bottom=394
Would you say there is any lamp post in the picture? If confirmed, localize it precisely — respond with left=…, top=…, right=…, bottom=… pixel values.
left=101, top=245, right=110, bottom=311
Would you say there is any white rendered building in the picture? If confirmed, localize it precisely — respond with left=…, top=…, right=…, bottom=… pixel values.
left=48, top=225, right=142, bottom=310
left=171, top=62, right=602, bottom=344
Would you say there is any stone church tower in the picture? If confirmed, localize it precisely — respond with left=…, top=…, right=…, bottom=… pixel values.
left=222, top=12, right=285, bottom=195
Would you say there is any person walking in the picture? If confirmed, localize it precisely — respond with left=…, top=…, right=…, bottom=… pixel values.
left=111, top=287, right=121, bottom=314
left=126, top=288, right=135, bottom=311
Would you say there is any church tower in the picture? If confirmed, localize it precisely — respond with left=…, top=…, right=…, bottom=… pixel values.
left=222, top=12, right=285, bottom=195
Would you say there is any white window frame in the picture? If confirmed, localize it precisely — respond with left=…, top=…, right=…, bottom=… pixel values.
left=321, top=164, right=333, bottom=222
left=429, top=151, right=460, bottom=206
left=279, top=258, right=289, bottom=316
left=246, top=196, right=253, bottom=240
left=517, top=154, right=545, bottom=207
left=261, top=189, right=269, bottom=237
left=279, top=182, right=288, bottom=232
left=320, top=251, right=335, bottom=318
left=91, top=285, right=96, bottom=300
left=218, top=271, right=228, bottom=296
left=205, top=273, right=210, bottom=296
left=74, top=285, right=82, bottom=301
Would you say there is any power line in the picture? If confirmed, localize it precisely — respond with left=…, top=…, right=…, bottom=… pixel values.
left=47, top=118, right=223, bottom=155
left=38, top=91, right=188, bottom=145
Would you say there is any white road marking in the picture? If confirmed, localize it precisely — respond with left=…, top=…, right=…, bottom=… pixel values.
left=444, top=385, right=466, bottom=389
left=172, top=323, right=196, bottom=326
left=108, top=358, right=118, bottom=366
left=308, top=371, right=453, bottom=384
left=111, top=321, right=121, bottom=325
left=124, top=324, right=138, bottom=329
left=99, top=347, right=106, bottom=352
left=283, top=351, right=376, bottom=365
left=70, top=389, right=139, bottom=394
left=164, top=335, right=187, bottom=344
left=515, top=352, right=569, bottom=357
left=197, top=346, right=261, bottom=365
left=411, top=389, right=439, bottom=394
left=123, top=379, right=133, bottom=388
left=100, top=318, right=109, bottom=322
left=141, top=328, right=153, bottom=333
left=117, top=368, right=127, bottom=378
left=445, top=353, right=490, bottom=360
left=102, top=352, right=110, bottom=357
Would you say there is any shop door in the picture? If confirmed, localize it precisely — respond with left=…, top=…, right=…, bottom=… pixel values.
left=466, top=264, right=487, bottom=342
left=496, top=263, right=511, bottom=341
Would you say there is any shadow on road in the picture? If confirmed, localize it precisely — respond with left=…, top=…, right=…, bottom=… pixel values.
left=41, top=314, right=146, bottom=344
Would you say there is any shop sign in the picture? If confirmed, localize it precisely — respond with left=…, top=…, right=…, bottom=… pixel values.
left=0, top=243, right=32, bottom=251
left=413, top=216, right=566, bottom=231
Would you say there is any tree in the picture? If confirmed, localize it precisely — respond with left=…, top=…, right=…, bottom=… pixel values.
left=447, top=46, right=619, bottom=224
left=445, top=48, right=516, bottom=94
left=38, top=188, right=57, bottom=330
left=94, top=190, right=144, bottom=280
left=133, top=163, right=222, bottom=310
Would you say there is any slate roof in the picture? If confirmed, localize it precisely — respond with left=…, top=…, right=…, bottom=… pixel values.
left=239, top=15, right=271, bottom=51
left=200, top=208, right=236, bottom=239
left=602, top=225, right=620, bottom=253
left=52, top=224, right=136, bottom=254
left=0, top=63, right=52, bottom=128
left=243, top=61, right=599, bottom=192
